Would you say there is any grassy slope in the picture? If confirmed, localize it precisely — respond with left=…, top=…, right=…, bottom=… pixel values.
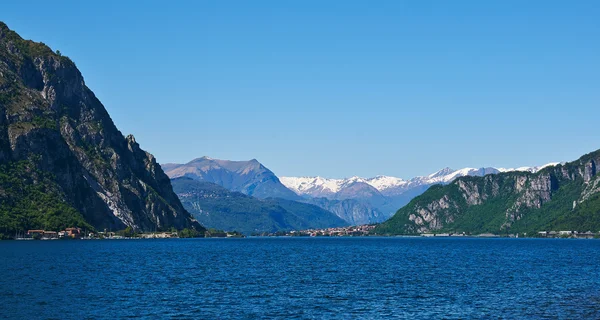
left=0, top=160, right=92, bottom=239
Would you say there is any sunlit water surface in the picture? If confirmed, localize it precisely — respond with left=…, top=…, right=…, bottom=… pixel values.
left=1, top=237, right=599, bottom=319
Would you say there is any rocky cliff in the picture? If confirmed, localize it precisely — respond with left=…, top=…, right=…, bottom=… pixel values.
left=375, top=149, right=600, bottom=235
left=0, top=22, right=202, bottom=234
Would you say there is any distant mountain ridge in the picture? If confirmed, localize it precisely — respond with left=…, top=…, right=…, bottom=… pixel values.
left=164, top=158, right=356, bottom=231
left=171, top=177, right=346, bottom=234
left=163, top=157, right=300, bottom=200
left=165, top=156, right=561, bottom=227
left=304, top=197, right=385, bottom=225
left=280, top=164, right=560, bottom=222
left=280, top=164, right=559, bottom=198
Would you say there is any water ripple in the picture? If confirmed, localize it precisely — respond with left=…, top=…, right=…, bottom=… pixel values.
left=1, top=238, right=599, bottom=319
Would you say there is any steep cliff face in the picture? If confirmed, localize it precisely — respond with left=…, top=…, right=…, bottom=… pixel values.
left=0, top=22, right=202, bottom=234
left=375, top=150, right=600, bottom=235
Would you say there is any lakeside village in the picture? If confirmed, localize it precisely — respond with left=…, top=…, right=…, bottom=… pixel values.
left=14, top=227, right=244, bottom=240
left=15, top=225, right=378, bottom=240
left=13, top=224, right=600, bottom=240
left=256, top=225, right=600, bottom=239
left=253, top=224, right=377, bottom=237
left=415, top=230, right=599, bottom=239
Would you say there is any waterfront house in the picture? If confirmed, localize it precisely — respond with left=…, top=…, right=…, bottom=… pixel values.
left=575, top=232, right=595, bottom=239
left=27, top=230, right=45, bottom=238
left=65, top=228, right=82, bottom=239
left=42, top=231, right=58, bottom=239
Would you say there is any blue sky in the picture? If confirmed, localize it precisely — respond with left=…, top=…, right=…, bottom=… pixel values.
left=2, top=1, right=599, bottom=178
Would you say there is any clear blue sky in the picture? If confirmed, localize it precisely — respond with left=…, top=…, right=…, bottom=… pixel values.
left=3, top=1, right=599, bottom=178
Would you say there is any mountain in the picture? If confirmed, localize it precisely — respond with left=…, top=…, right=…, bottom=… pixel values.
left=164, top=157, right=300, bottom=200
left=303, top=197, right=385, bottom=225
left=165, top=157, right=394, bottom=225
left=281, top=165, right=559, bottom=221
left=0, top=22, right=202, bottom=235
left=268, top=198, right=349, bottom=229
left=165, top=155, right=561, bottom=227
left=171, top=177, right=347, bottom=234
left=375, top=150, right=600, bottom=235
left=165, top=157, right=361, bottom=228
left=497, top=163, right=561, bottom=174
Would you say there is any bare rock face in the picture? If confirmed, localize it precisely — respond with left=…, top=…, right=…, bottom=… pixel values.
left=457, top=180, right=482, bottom=206
left=376, top=150, right=600, bottom=235
left=0, top=22, right=202, bottom=232
left=584, top=160, right=597, bottom=183
left=408, top=195, right=458, bottom=233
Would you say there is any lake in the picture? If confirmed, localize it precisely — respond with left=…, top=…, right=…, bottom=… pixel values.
left=1, top=237, right=599, bottom=319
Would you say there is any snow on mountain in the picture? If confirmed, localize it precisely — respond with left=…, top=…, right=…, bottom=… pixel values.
left=421, top=167, right=501, bottom=184
left=498, top=162, right=561, bottom=173
left=281, top=168, right=493, bottom=195
left=280, top=175, right=406, bottom=196
left=281, top=162, right=562, bottom=223
left=364, top=176, right=408, bottom=190
left=279, top=176, right=345, bottom=195
left=281, top=163, right=561, bottom=197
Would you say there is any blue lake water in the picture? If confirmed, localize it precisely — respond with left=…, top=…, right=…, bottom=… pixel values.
left=1, top=237, right=599, bottom=319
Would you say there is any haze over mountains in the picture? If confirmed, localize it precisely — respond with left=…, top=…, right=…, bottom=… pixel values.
left=165, top=156, right=560, bottom=229
left=170, top=177, right=345, bottom=235
left=163, top=157, right=300, bottom=200
left=280, top=164, right=560, bottom=218
left=164, top=157, right=349, bottom=233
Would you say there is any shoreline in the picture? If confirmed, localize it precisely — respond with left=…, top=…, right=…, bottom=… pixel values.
left=4, top=234, right=599, bottom=241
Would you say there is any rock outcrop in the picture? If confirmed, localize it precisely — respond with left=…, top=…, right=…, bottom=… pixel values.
left=0, top=22, right=202, bottom=233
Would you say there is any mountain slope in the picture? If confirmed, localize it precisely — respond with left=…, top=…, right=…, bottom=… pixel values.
left=266, top=198, right=348, bottom=230
left=281, top=165, right=559, bottom=222
left=375, top=150, right=600, bottom=235
left=281, top=166, right=558, bottom=198
left=0, top=22, right=202, bottom=235
left=303, top=197, right=385, bottom=225
left=164, top=157, right=300, bottom=200
left=171, top=177, right=347, bottom=234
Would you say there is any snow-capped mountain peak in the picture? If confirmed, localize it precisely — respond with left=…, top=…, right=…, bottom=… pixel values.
left=279, top=176, right=344, bottom=195
left=281, top=162, right=561, bottom=198
left=279, top=161, right=561, bottom=225
left=498, top=162, right=561, bottom=173
left=365, top=175, right=407, bottom=190
left=427, top=167, right=455, bottom=179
